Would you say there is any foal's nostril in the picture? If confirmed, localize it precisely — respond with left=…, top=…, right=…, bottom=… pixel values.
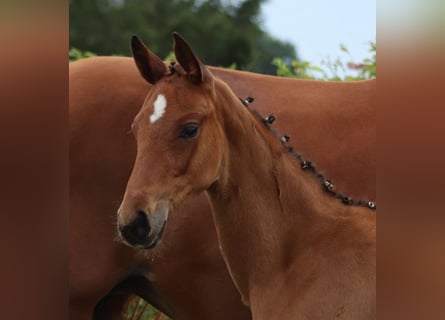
left=134, top=210, right=150, bottom=238
left=120, top=210, right=151, bottom=246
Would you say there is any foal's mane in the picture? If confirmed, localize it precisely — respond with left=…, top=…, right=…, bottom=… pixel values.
left=214, top=75, right=377, bottom=211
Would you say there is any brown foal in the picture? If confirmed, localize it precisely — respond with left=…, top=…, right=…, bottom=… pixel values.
left=118, top=33, right=376, bottom=319
left=70, top=54, right=375, bottom=319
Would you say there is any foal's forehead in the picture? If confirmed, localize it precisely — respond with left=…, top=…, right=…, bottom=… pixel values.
left=138, top=81, right=210, bottom=125
left=147, top=77, right=204, bottom=104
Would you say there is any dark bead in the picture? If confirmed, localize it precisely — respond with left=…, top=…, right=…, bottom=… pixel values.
left=323, top=180, right=334, bottom=191
left=342, top=197, right=352, bottom=204
left=264, top=114, right=275, bottom=124
left=168, top=62, right=176, bottom=74
left=301, top=160, right=312, bottom=170
left=239, top=97, right=248, bottom=106
left=244, top=96, right=254, bottom=105
left=280, top=135, right=290, bottom=143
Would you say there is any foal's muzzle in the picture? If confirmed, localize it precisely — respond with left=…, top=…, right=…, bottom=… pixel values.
left=117, top=202, right=169, bottom=249
left=119, top=210, right=151, bottom=246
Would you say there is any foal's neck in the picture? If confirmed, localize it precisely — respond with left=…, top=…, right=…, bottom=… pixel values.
left=206, top=80, right=368, bottom=306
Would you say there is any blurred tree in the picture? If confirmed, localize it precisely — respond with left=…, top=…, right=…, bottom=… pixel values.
left=247, top=33, right=297, bottom=75
left=69, top=0, right=297, bottom=74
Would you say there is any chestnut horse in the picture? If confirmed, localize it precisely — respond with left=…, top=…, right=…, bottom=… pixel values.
left=70, top=46, right=375, bottom=318
left=118, top=33, right=376, bottom=319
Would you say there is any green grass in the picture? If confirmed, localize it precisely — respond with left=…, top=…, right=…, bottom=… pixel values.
left=123, top=296, right=171, bottom=320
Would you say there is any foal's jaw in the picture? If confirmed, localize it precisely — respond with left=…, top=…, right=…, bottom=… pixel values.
left=117, top=199, right=170, bottom=249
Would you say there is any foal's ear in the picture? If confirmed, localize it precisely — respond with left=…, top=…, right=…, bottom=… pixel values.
left=173, top=32, right=212, bottom=84
left=131, top=35, right=168, bottom=84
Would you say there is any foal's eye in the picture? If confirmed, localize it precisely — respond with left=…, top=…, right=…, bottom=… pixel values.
left=179, top=124, right=199, bottom=139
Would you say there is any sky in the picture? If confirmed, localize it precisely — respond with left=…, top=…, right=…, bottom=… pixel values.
left=261, top=0, right=376, bottom=68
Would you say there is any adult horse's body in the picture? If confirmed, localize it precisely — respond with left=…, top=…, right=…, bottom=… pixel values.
left=118, top=34, right=376, bottom=319
left=70, top=51, right=375, bottom=318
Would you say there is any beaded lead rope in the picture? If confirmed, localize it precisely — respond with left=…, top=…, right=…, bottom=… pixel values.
left=239, top=96, right=376, bottom=211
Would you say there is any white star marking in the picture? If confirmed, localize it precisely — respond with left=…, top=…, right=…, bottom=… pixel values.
left=150, top=94, right=167, bottom=124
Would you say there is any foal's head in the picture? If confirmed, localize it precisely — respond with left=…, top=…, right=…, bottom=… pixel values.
left=117, top=33, right=226, bottom=248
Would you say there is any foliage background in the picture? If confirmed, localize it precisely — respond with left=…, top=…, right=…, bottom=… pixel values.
left=70, top=0, right=375, bottom=78
left=70, top=0, right=375, bottom=318
left=70, top=0, right=297, bottom=74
